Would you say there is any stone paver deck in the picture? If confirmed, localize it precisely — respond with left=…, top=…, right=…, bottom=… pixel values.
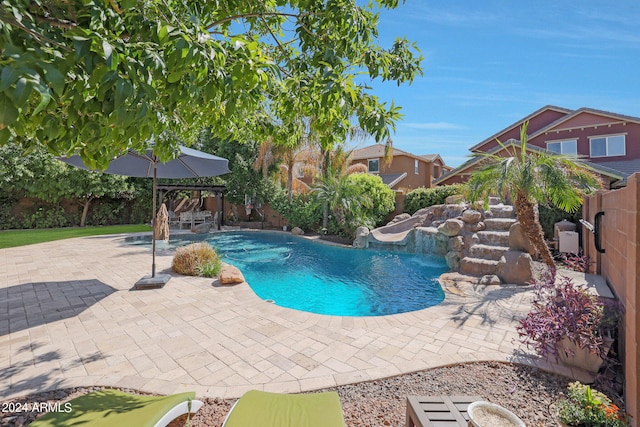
left=0, top=230, right=578, bottom=401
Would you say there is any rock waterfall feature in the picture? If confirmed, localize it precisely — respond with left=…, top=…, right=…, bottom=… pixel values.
left=354, top=200, right=534, bottom=285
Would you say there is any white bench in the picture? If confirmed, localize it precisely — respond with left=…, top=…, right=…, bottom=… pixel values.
left=178, top=210, right=212, bottom=229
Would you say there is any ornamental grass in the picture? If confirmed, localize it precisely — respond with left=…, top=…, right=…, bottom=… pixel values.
left=172, top=242, right=221, bottom=278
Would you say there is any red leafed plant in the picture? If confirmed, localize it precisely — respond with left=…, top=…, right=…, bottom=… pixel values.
left=517, top=275, right=611, bottom=359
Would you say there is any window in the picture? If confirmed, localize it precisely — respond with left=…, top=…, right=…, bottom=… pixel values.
left=546, top=139, right=577, bottom=155
left=414, top=159, right=419, bottom=174
left=368, top=158, right=379, bottom=173
left=590, top=135, right=625, bottom=158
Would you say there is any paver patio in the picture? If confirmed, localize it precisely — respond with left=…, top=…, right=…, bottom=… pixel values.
left=0, top=231, right=579, bottom=401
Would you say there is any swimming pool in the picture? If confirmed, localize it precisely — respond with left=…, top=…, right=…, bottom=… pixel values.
left=127, top=231, right=447, bottom=316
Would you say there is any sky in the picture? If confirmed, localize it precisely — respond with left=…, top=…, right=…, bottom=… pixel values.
left=356, top=1, right=640, bottom=167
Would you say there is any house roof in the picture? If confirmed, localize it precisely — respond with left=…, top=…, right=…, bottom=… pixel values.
left=433, top=139, right=626, bottom=186
left=440, top=105, right=640, bottom=186
left=593, top=159, right=640, bottom=177
left=350, top=144, right=446, bottom=166
left=468, top=105, right=572, bottom=152
left=379, top=172, right=407, bottom=188
left=528, top=107, right=640, bottom=140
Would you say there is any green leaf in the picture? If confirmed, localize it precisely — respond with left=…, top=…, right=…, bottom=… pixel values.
left=32, top=86, right=52, bottom=115
left=41, top=64, right=65, bottom=95
left=157, top=23, right=169, bottom=44
left=167, top=71, right=182, bottom=83
left=0, top=67, right=19, bottom=91
left=0, top=128, right=10, bottom=145
left=103, top=40, right=116, bottom=69
left=114, top=80, right=132, bottom=109
left=0, top=94, right=19, bottom=126
left=73, top=40, right=90, bottom=61
left=12, top=77, right=31, bottom=107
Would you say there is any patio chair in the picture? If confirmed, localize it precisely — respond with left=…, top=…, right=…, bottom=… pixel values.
left=222, top=390, right=346, bottom=427
left=30, top=389, right=203, bottom=427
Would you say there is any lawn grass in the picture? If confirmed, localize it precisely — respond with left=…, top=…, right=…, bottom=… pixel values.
left=0, top=225, right=152, bottom=249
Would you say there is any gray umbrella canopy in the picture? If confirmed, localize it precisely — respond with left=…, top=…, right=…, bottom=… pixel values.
left=60, top=145, right=230, bottom=289
left=61, top=145, right=230, bottom=178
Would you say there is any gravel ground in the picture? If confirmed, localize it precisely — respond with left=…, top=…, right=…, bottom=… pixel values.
left=3, top=361, right=624, bottom=427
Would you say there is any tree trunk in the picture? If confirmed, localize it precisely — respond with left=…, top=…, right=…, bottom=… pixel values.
left=322, top=202, right=329, bottom=230
left=514, top=191, right=556, bottom=280
left=79, top=195, right=96, bottom=227
left=287, top=163, right=294, bottom=201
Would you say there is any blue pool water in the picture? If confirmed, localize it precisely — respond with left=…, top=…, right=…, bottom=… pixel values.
left=127, top=231, right=447, bottom=316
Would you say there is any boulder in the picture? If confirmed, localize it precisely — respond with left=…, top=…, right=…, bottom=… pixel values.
left=448, top=236, right=464, bottom=252
left=291, top=227, right=304, bottom=235
left=192, top=223, right=211, bottom=234
left=466, top=221, right=486, bottom=232
left=461, top=209, right=482, bottom=224
left=437, top=218, right=464, bottom=237
left=219, top=264, right=245, bottom=285
left=445, top=251, right=460, bottom=269
left=509, top=222, right=533, bottom=253
left=353, top=226, right=370, bottom=249
left=496, top=250, right=533, bottom=285
left=389, top=213, right=411, bottom=224
left=445, top=195, right=464, bottom=204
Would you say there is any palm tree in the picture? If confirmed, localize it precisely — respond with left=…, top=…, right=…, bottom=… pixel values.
left=312, top=173, right=372, bottom=232
left=466, top=121, right=601, bottom=279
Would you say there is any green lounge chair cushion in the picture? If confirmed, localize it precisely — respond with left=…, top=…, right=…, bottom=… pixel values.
left=224, top=390, right=346, bottom=427
left=30, top=389, right=196, bottom=427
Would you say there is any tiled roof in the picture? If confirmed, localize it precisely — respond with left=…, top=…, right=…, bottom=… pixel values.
left=350, top=144, right=402, bottom=159
left=592, top=159, right=640, bottom=177
left=379, top=172, right=407, bottom=188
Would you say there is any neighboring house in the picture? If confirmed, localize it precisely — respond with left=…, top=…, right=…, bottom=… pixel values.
left=349, top=144, right=451, bottom=193
left=436, top=106, right=640, bottom=189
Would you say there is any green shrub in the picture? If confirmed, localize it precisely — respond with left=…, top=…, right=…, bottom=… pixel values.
left=87, top=199, right=126, bottom=226
left=0, top=197, right=20, bottom=230
left=346, top=173, right=395, bottom=227
left=271, top=191, right=322, bottom=231
left=404, top=184, right=463, bottom=214
left=23, top=206, right=72, bottom=229
left=172, top=242, right=221, bottom=277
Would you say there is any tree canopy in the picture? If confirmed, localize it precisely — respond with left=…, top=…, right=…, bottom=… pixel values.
left=0, top=0, right=422, bottom=168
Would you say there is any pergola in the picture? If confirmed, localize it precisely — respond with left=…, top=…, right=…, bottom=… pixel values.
left=156, top=183, right=227, bottom=229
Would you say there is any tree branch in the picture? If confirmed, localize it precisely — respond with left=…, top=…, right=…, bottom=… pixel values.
left=0, top=11, right=72, bottom=52
left=206, top=12, right=303, bottom=31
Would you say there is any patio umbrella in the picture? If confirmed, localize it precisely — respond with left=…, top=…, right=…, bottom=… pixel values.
left=60, top=145, right=230, bottom=289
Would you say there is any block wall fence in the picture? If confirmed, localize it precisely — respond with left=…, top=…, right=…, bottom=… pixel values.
left=583, top=173, right=640, bottom=426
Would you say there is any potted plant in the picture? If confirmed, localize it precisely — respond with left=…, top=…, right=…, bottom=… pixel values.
left=516, top=275, right=620, bottom=373
left=555, top=382, right=628, bottom=426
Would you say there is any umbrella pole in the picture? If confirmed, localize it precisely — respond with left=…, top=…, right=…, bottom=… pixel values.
left=152, top=164, right=157, bottom=277
left=135, top=158, right=171, bottom=289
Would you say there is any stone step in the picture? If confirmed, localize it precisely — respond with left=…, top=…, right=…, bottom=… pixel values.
left=476, top=230, right=510, bottom=246
left=469, top=244, right=509, bottom=261
left=489, top=205, right=515, bottom=219
left=484, top=218, right=516, bottom=231
left=460, top=257, right=500, bottom=276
